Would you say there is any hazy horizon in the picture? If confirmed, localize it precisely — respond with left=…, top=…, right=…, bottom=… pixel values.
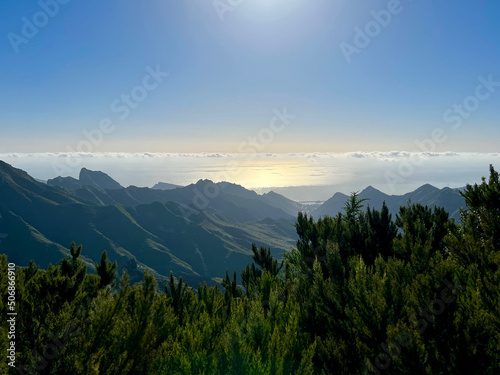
left=2, top=151, right=496, bottom=201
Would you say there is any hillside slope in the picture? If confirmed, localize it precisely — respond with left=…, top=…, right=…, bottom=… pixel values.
left=0, top=162, right=296, bottom=283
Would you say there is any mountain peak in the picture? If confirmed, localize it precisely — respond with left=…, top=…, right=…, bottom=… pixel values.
left=47, top=176, right=82, bottom=190
left=0, top=160, right=82, bottom=206
left=152, top=182, right=182, bottom=190
left=79, top=168, right=123, bottom=190
left=195, top=179, right=214, bottom=185
left=263, top=191, right=280, bottom=197
left=0, top=160, right=36, bottom=183
left=413, top=183, right=439, bottom=194
left=361, top=185, right=382, bottom=194
left=331, top=191, right=348, bottom=198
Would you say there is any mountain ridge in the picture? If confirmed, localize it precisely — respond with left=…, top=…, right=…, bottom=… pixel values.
left=152, top=182, right=183, bottom=190
left=47, top=167, right=123, bottom=191
left=0, top=161, right=297, bottom=284
left=311, top=183, right=464, bottom=220
left=1, top=160, right=469, bottom=284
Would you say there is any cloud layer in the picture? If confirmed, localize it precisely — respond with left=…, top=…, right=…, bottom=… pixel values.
left=1, top=152, right=497, bottom=198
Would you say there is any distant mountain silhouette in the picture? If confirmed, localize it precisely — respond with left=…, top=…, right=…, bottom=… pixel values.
left=68, top=178, right=303, bottom=223
left=152, top=182, right=183, bottom=190
left=48, top=168, right=123, bottom=190
left=311, top=184, right=464, bottom=221
left=48, top=176, right=83, bottom=190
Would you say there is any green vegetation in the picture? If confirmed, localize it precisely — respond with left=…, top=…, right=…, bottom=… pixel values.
left=1, top=166, right=499, bottom=374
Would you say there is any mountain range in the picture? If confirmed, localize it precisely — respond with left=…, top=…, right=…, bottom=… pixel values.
left=0, top=161, right=466, bottom=284
left=311, top=184, right=465, bottom=221
left=1, top=162, right=297, bottom=285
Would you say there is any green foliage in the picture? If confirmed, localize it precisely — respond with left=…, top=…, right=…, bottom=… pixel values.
left=250, top=243, right=283, bottom=277
left=343, top=191, right=368, bottom=221
left=1, top=167, right=499, bottom=374
left=95, top=250, right=117, bottom=289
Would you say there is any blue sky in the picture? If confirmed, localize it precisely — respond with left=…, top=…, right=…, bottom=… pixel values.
left=1, top=0, right=499, bottom=153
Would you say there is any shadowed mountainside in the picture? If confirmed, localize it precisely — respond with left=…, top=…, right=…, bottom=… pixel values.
left=47, top=167, right=124, bottom=190
left=0, top=161, right=296, bottom=284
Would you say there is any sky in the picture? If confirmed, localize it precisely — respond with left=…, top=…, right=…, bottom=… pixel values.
left=1, top=0, right=499, bottom=153
left=0, top=1, right=499, bottom=195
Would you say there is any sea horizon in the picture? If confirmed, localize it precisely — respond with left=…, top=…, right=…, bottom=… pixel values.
left=1, top=151, right=497, bottom=200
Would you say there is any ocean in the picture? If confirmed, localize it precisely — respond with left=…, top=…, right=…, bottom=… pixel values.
left=1, top=152, right=497, bottom=201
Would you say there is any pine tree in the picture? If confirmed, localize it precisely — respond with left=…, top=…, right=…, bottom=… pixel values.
left=96, top=250, right=118, bottom=288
